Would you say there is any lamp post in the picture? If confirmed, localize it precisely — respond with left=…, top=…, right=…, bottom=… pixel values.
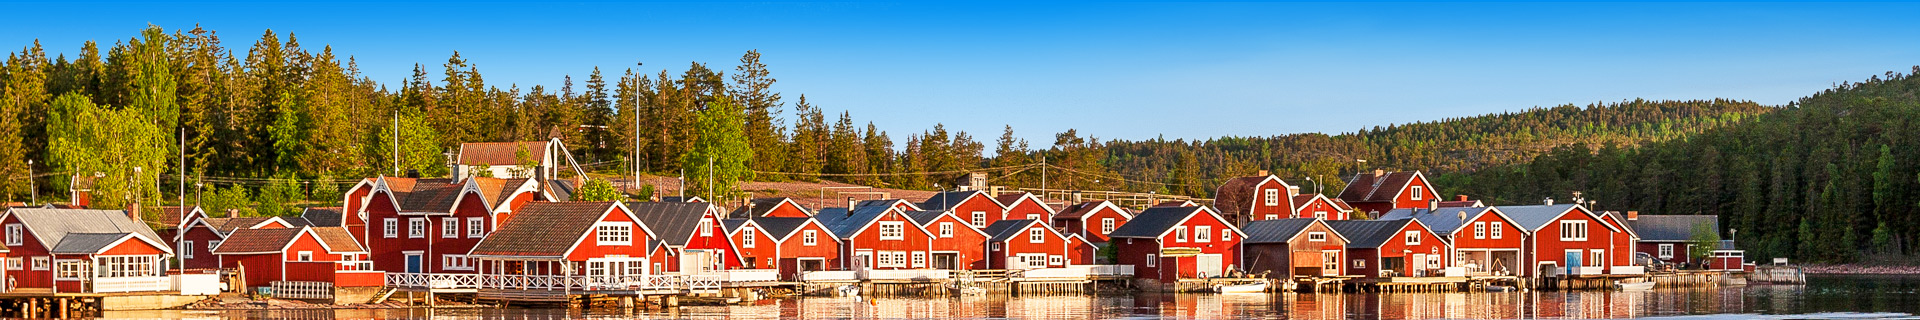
left=26, top=159, right=33, bottom=205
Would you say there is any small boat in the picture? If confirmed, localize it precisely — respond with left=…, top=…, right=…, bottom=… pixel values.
left=953, top=285, right=987, bottom=295
left=1484, top=285, right=1516, bottom=292
left=1214, top=282, right=1269, bottom=293
left=1615, top=281, right=1655, bottom=291
left=836, top=284, right=861, bottom=297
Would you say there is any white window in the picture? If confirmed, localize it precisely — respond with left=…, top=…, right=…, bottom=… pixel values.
left=1146, top=254, right=1156, bottom=267
left=384, top=218, right=399, bottom=238
left=878, top=251, right=908, bottom=268
left=1427, top=254, right=1442, bottom=269
left=1174, top=227, right=1188, bottom=242
left=939, top=222, right=954, bottom=238
left=1264, top=189, right=1280, bottom=206
left=4, top=258, right=18, bottom=270
left=1411, top=186, right=1424, bottom=200
left=1027, top=214, right=1042, bottom=220
left=971, top=211, right=987, bottom=227
left=466, top=217, right=484, bottom=238
left=991, top=242, right=1001, bottom=251
left=209, top=240, right=222, bottom=252
left=408, top=218, right=426, bottom=238
left=1590, top=249, right=1605, bottom=267
left=182, top=240, right=195, bottom=259
left=443, top=255, right=473, bottom=270
left=1658, top=244, right=1674, bottom=259
left=93, top=255, right=159, bottom=278
left=1264, top=214, right=1279, bottom=220
left=1195, top=226, right=1212, bottom=243
left=4, top=224, right=20, bottom=246
left=298, top=251, right=314, bottom=261
left=803, top=230, right=818, bottom=246
left=56, top=259, right=87, bottom=279
left=442, top=218, right=459, bottom=238
left=1049, top=255, right=1064, bottom=266
left=912, top=251, right=926, bottom=268
left=1101, top=218, right=1116, bottom=235
left=1491, top=222, right=1504, bottom=239
left=1353, top=259, right=1366, bottom=269
left=743, top=228, right=757, bottom=248
left=1473, top=222, right=1487, bottom=239
left=1405, top=231, right=1421, bottom=245
left=1314, top=211, right=1328, bottom=219
left=878, top=222, right=905, bottom=241
left=1560, top=221, right=1588, bottom=241
left=31, top=257, right=48, bottom=270
left=700, top=221, right=714, bottom=237
left=596, top=223, right=633, bottom=245
left=1030, top=228, right=1044, bottom=243
left=1223, top=231, right=1232, bottom=241
left=1308, top=232, right=1327, bottom=242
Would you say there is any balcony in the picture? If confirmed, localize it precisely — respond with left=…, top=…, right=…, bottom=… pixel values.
left=800, top=270, right=858, bottom=281
left=92, top=276, right=171, bottom=293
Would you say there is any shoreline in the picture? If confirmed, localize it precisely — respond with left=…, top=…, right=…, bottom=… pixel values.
left=1799, top=264, right=1920, bottom=275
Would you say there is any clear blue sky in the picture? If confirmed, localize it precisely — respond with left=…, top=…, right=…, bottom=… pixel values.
left=5, top=1, right=1919, bottom=144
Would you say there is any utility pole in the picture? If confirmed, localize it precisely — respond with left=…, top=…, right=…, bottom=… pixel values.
left=392, top=108, right=400, bottom=176
left=633, top=62, right=643, bottom=194
left=1040, top=155, right=1048, bottom=192
left=707, top=156, right=715, bottom=202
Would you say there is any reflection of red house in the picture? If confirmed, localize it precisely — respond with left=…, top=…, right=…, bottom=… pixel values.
left=214, top=226, right=377, bottom=288
left=919, top=190, right=1006, bottom=229
left=630, top=202, right=741, bottom=273
left=1109, top=206, right=1244, bottom=284
left=1052, top=200, right=1132, bottom=243
left=1326, top=218, right=1451, bottom=278
left=1214, top=174, right=1300, bottom=225
left=1337, top=170, right=1441, bottom=218
left=904, top=210, right=987, bottom=270
left=995, top=193, right=1055, bottom=221
left=983, top=219, right=1069, bottom=269
left=817, top=206, right=935, bottom=270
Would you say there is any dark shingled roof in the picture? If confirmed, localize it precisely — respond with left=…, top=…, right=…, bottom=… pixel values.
left=902, top=210, right=947, bottom=226
left=728, top=198, right=808, bottom=219
left=752, top=217, right=814, bottom=241
left=1377, top=207, right=1496, bottom=236
left=982, top=219, right=1041, bottom=242
left=1338, top=171, right=1421, bottom=203
left=627, top=201, right=714, bottom=246
left=855, top=199, right=918, bottom=211
left=9, top=208, right=168, bottom=254
left=457, top=141, right=549, bottom=166
left=470, top=202, right=619, bottom=257
left=660, top=196, right=706, bottom=203
left=50, top=233, right=135, bottom=254
left=722, top=219, right=748, bottom=233
left=1108, top=206, right=1203, bottom=239
left=301, top=207, right=345, bottom=227
left=213, top=228, right=304, bottom=254
left=1628, top=215, right=1718, bottom=242
left=1243, top=218, right=1318, bottom=244
left=398, top=180, right=465, bottom=212
left=1324, top=219, right=1413, bottom=248
left=1054, top=201, right=1127, bottom=220
left=1213, top=176, right=1273, bottom=216
left=815, top=206, right=894, bottom=239
left=312, top=227, right=366, bottom=252
left=919, top=190, right=997, bottom=211
left=1490, top=204, right=1586, bottom=231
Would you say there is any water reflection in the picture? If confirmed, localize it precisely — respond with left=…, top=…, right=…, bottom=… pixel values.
left=94, top=276, right=1920, bottom=319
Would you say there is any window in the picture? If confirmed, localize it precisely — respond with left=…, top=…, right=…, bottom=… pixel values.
left=182, top=240, right=195, bottom=259
left=466, top=217, right=485, bottom=238
left=701, top=221, right=714, bottom=237
left=1405, top=231, right=1421, bottom=245
left=743, top=228, right=756, bottom=248
left=1308, top=232, right=1327, bottom=242
left=443, top=255, right=473, bottom=270
left=1473, top=222, right=1487, bottom=239
left=991, top=242, right=1001, bottom=251
left=442, top=218, right=459, bottom=238
left=1314, top=211, right=1328, bottom=219
left=1049, top=255, right=1064, bottom=266
left=1560, top=221, right=1588, bottom=241
left=1101, top=218, right=1116, bottom=235
left=1491, top=222, right=1504, bottom=239
left=803, top=230, right=818, bottom=246
left=878, top=222, right=905, bottom=240
left=1174, top=227, right=1188, bottom=242
left=1590, top=250, right=1605, bottom=267
left=298, top=251, right=314, bottom=261
left=1030, top=228, right=1044, bottom=243
left=1658, top=244, right=1674, bottom=259
left=1264, top=189, right=1280, bottom=206
left=209, top=240, right=222, bottom=252
left=1146, top=254, right=1156, bottom=267
left=1223, top=231, right=1232, bottom=241
left=56, top=259, right=87, bottom=279
left=1427, top=254, right=1442, bottom=269
left=971, top=211, right=987, bottom=227
left=1264, top=214, right=1279, bottom=220
left=1195, top=226, right=1212, bottom=243
left=912, top=251, right=926, bottom=268
left=408, top=218, right=426, bottom=238
left=1028, top=214, right=1042, bottom=220
left=5, top=223, right=19, bottom=246
left=878, top=251, right=908, bottom=268
left=384, top=218, right=399, bottom=238
left=31, top=257, right=48, bottom=270
left=1353, top=259, right=1366, bottom=269
left=4, top=258, right=17, bottom=270
left=93, top=255, right=158, bottom=278
left=596, top=222, right=633, bottom=245
left=939, top=222, right=954, bottom=238
left=1411, top=186, right=1424, bottom=200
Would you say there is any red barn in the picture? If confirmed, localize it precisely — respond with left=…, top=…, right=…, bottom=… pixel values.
left=729, top=198, right=813, bottom=219
left=745, top=217, right=841, bottom=279
left=1214, top=174, right=1300, bottom=225
left=1337, top=170, right=1441, bottom=218
left=1380, top=206, right=1526, bottom=276
left=630, top=202, right=742, bottom=273
left=919, top=190, right=1007, bottom=229
left=470, top=201, right=657, bottom=282
left=904, top=210, right=988, bottom=270
left=1495, top=204, right=1636, bottom=276
left=1052, top=200, right=1132, bottom=243
left=817, top=206, right=935, bottom=270
left=1326, top=219, right=1451, bottom=278
left=1242, top=218, right=1348, bottom=278
left=982, top=219, right=1070, bottom=269
left=3, top=208, right=175, bottom=293
left=995, top=193, right=1056, bottom=221
left=1108, top=206, right=1245, bottom=285
left=214, top=227, right=376, bottom=288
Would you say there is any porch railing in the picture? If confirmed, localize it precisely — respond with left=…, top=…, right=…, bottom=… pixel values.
left=800, top=270, right=858, bottom=281
left=387, top=273, right=714, bottom=292
left=718, top=269, right=779, bottom=283
left=271, top=281, right=333, bottom=299
left=92, top=276, right=171, bottom=293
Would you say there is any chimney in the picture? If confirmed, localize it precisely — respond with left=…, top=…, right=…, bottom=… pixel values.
left=1428, top=198, right=1439, bottom=211
left=1543, top=197, right=1554, bottom=206
left=1287, top=185, right=1300, bottom=197
left=1373, top=169, right=1385, bottom=178
left=846, top=197, right=857, bottom=212
left=1627, top=211, right=1639, bottom=220
left=127, top=204, right=142, bottom=222
left=1071, top=191, right=1083, bottom=204
left=406, top=169, right=421, bottom=179
left=1456, top=195, right=1468, bottom=201
left=1257, top=170, right=1270, bottom=177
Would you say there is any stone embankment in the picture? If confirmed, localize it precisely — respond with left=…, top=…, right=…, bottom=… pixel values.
left=1800, top=264, right=1920, bottom=275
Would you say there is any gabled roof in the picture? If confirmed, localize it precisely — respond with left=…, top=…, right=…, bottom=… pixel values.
left=301, top=207, right=345, bottom=227
left=1626, top=215, right=1715, bottom=242
left=1053, top=201, right=1131, bottom=220
left=156, top=206, right=204, bottom=227
left=1338, top=171, right=1427, bottom=203
left=728, top=198, right=810, bottom=219
left=312, top=227, right=366, bottom=252
left=50, top=233, right=141, bottom=254
left=751, top=217, right=815, bottom=241
left=397, top=179, right=465, bottom=213
left=982, top=219, right=1057, bottom=243
left=472, top=177, right=537, bottom=210
left=457, top=141, right=550, bottom=166
left=1243, top=218, right=1344, bottom=244
left=471, top=201, right=641, bottom=258
left=1491, top=204, right=1621, bottom=232
left=815, top=206, right=896, bottom=239
left=919, top=190, right=1001, bottom=211
left=1107, top=206, right=1242, bottom=239
left=1377, top=207, right=1510, bottom=236
left=627, top=201, right=716, bottom=246
left=1324, top=219, right=1417, bottom=248
left=7, top=208, right=171, bottom=255
left=661, top=196, right=706, bottom=203
left=902, top=210, right=947, bottom=226
left=855, top=199, right=921, bottom=211
left=722, top=219, right=749, bottom=233
left=1214, top=175, right=1289, bottom=215
left=994, top=193, right=1055, bottom=214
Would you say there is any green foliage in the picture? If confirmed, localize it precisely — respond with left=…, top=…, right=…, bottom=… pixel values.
left=682, top=97, right=754, bottom=202
left=202, top=184, right=253, bottom=217
left=637, top=184, right=656, bottom=201
left=255, top=173, right=302, bottom=217
left=1689, top=222, right=1721, bottom=264
left=312, top=172, right=341, bottom=202
left=575, top=179, right=623, bottom=202
left=46, top=92, right=170, bottom=210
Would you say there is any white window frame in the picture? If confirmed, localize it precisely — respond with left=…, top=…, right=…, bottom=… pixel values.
left=1491, top=222, right=1504, bottom=239
left=1405, top=231, right=1421, bottom=245
left=1658, top=244, right=1674, bottom=259
left=209, top=240, right=222, bottom=252
left=297, top=251, right=314, bottom=261
left=1195, top=226, right=1212, bottom=243
left=5, top=224, right=20, bottom=246
left=1265, top=214, right=1279, bottom=220
left=1560, top=220, right=1588, bottom=241
left=1146, top=254, right=1157, bottom=267
left=31, top=257, right=49, bottom=271
left=466, top=217, right=485, bottom=238
left=384, top=218, right=399, bottom=238
left=1411, top=186, right=1424, bottom=200
left=1264, top=189, right=1280, bottom=206
left=1174, top=227, right=1188, bottom=243
left=912, top=251, right=926, bottom=268
left=1314, top=211, right=1328, bottom=219
left=1030, top=228, right=1044, bottom=243
left=939, top=222, right=954, bottom=238
left=971, top=211, right=987, bottom=227
left=1223, top=231, right=1232, bottom=241
left=1049, top=255, right=1064, bottom=266
left=4, top=257, right=18, bottom=270
left=441, top=218, right=459, bottom=238
left=878, top=222, right=905, bottom=241
left=803, top=230, right=818, bottom=246
left=743, top=227, right=757, bottom=248
left=1101, top=218, right=1116, bottom=235
left=1590, top=249, right=1605, bottom=267
left=55, top=259, right=87, bottom=280
left=1473, top=222, right=1486, bottom=239
left=408, top=218, right=426, bottom=238
left=443, top=255, right=474, bottom=270
left=991, top=242, right=1002, bottom=251
left=595, top=222, right=633, bottom=245
left=182, top=240, right=195, bottom=259
left=700, top=221, right=714, bottom=237
left=1308, top=232, right=1327, bottom=242
left=1353, top=259, right=1366, bottom=269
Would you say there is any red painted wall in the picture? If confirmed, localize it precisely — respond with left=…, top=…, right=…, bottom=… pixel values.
left=732, top=224, right=780, bottom=270
left=427, top=196, right=493, bottom=273
left=924, top=214, right=987, bottom=270
left=1359, top=222, right=1450, bottom=278
left=988, top=222, right=1067, bottom=269
left=776, top=222, right=840, bottom=278
left=1057, top=205, right=1131, bottom=243
left=343, top=182, right=373, bottom=247
left=1115, top=210, right=1242, bottom=282
left=950, top=194, right=1007, bottom=228
left=1390, top=176, right=1439, bottom=210
left=1066, top=236, right=1096, bottom=265
left=3, top=214, right=52, bottom=289
left=562, top=208, right=654, bottom=262
left=1250, top=180, right=1294, bottom=221
left=1529, top=208, right=1630, bottom=273
left=842, top=211, right=934, bottom=270
left=1294, top=197, right=1348, bottom=220
left=681, top=213, right=744, bottom=269
left=179, top=224, right=225, bottom=270
left=1003, top=197, right=1052, bottom=221
left=761, top=202, right=811, bottom=218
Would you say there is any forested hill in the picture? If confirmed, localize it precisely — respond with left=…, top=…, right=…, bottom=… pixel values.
left=1438, top=67, right=1920, bottom=263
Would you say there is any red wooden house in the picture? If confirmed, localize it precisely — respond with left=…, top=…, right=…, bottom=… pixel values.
left=919, top=190, right=1006, bottom=229
left=903, top=210, right=988, bottom=270
left=1108, top=206, right=1245, bottom=285
left=178, top=215, right=299, bottom=270
left=629, top=201, right=742, bottom=273
left=1493, top=204, right=1637, bottom=276
left=1064, top=233, right=1096, bottom=265
left=1214, top=173, right=1300, bottom=225
left=996, top=193, right=1055, bottom=221
left=733, top=217, right=841, bottom=279
left=1380, top=206, right=1526, bottom=276
left=1336, top=170, right=1442, bottom=217
left=1052, top=200, right=1132, bottom=243
left=983, top=219, right=1071, bottom=269
left=3, top=208, right=175, bottom=293
left=1325, top=218, right=1451, bottom=278
left=1290, top=194, right=1349, bottom=220
left=1242, top=218, right=1348, bottom=278
left=358, top=176, right=556, bottom=274
left=728, top=198, right=813, bottom=219
left=1626, top=213, right=1726, bottom=267
left=470, top=201, right=657, bottom=283
left=817, top=206, right=935, bottom=270
left=214, top=226, right=376, bottom=288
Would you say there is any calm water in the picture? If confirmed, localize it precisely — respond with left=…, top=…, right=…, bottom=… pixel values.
left=98, top=275, right=1920, bottom=319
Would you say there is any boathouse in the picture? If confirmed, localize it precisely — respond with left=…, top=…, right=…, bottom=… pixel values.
left=1337, top=170, right=1442, bottom=218
left=1242, top=218, right=1348, bottom=278
left=903, top=210, right=988, bottom=270
left=213, top=226, right=377, bottom=289
left=1378, top=206, right=1526, bottom=276
left=982, top=219, right=1070, bottom=270
left=3, top=208, right=175, bottom=293
left=1325, top=218, right=1451, bottom=278
left=1109, top=205, right=1245, bottom=284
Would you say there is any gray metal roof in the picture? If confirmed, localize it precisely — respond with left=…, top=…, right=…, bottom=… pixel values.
left=8, top=208, right=169, bottom=255
left=50, top=233, right=133, bottom=254
left=1242, top=218, right=1317, bottom=244
left=815, top=206, right=894, bottom=239
left=1627, top=215, right=1718, bottom=242
left=300, top=207, right=344, bottom=227
left=982, top=219, right=1039, bottom=242
left=902, top=210, right=947, bottom=226
left=752, top=217, right=814, bottom=241
left=1378, top=207, right=1493, bottom=235
left=1489, top=204, right=1584, bottom=231
left=722, top=219, right=748, bottom=233
left=627, top=202, right=714, bottom=246
left=919, top=190, right=994, bottom=211
left=1108, top=206, right=1202, bottom=239
left=727, top=198, right=808, bottom=219
left=1324, top=219, right=1412, bottom=248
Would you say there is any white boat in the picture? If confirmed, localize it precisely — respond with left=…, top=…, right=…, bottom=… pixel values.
left=1614, top=281, right=1655, bottom=291
left=1214, top=282, right=1268, bottom=293
left=836, top=284, right=862, bottom=297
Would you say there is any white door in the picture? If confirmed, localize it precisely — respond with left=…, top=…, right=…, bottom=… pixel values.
left=1197, top=254, right=1222, bottom=278
left=1411, top=254, right=1427, bottom=277
left=681, top=250, right=714, bottom=275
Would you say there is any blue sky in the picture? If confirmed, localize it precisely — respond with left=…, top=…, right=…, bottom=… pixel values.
left=4, top=1, right=1919, bottom=144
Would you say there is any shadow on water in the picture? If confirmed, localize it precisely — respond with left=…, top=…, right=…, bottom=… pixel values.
left=94, top=275, right=1920, bottom=319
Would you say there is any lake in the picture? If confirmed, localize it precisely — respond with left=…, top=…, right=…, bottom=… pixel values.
left=98, top=275, right=1920, bottom=319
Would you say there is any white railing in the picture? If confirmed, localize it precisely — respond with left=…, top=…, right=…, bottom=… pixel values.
left=93, top=276, right=172, bottom=293
left=801, top=270, right=858, bottom=281
left=271, top=281, right=333, bottom=299
left=643, top=275, right=683, bottom=290
left=386, top=273, right=481, bottom=289
left=388, top=273, right=724, bottom=292
left=1020, top=267, right=1089, bottom=279
left=719, top=269, right=780, bottom=283
left=1086, top=265, right=1134, bottom=276
left=686, top=275, right=722, bottom=290
left=860, top=269, right=950, bottom=280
